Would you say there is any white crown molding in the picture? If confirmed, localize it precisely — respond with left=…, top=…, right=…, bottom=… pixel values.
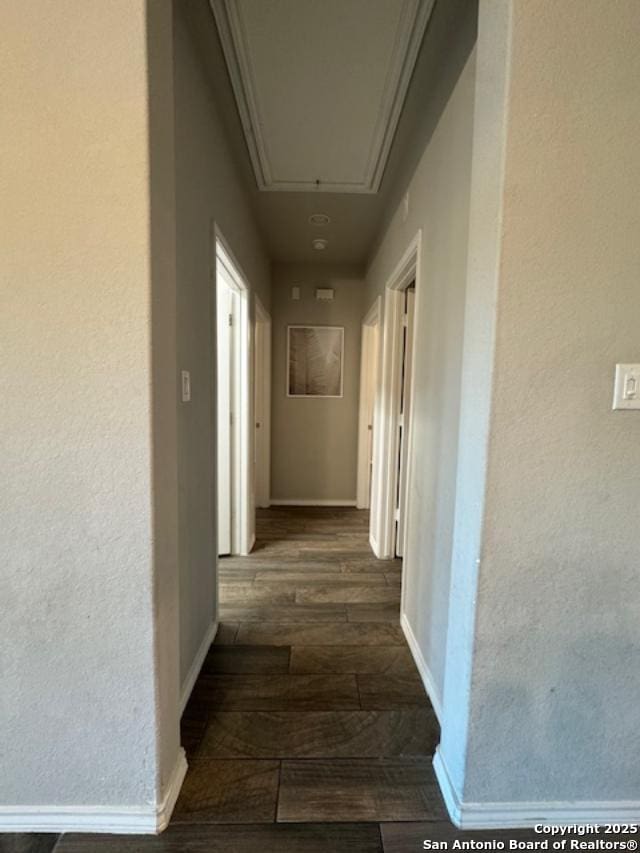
left=209, top=0, right=435, bottom=193
left=0, top=750, right=188, bottom=834
left=401, top=612, right=443, bottom=723
left=180, top=620, right=218, bottom=715
left=434, top=748, right=640, bottom=829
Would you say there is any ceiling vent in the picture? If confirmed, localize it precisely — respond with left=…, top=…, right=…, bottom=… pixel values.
left=312, top=238, right=328, bottom=251
left=309, top=213, right=331, bottom=226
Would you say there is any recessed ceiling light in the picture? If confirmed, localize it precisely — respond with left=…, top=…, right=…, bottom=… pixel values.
left=309, top=213, right=331, bottom=226
left=312, top=238, right=328, bottom=251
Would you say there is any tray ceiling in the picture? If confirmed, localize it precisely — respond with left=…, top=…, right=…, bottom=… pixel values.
left=210, top=0, right=434, bottom=193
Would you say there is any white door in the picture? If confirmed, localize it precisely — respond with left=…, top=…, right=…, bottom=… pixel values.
left=395, top=286, right=415, bottom=558
left=216, top=277, right=233, bottom=556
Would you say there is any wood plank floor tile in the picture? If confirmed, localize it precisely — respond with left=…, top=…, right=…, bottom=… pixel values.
left=219, top=605, right=347, bottom=623
left=380, top=822, right=547, bottom=853
left=301, top=550, right=375, bottom=561
left=55, top=824, right=382, bottom=853
left=202, top=645, right=290, bottom=675
left=278, top=758, right=447, bottom=822
left=197, top=709, right=438, bottom=758
left=236, top=622, right=405, bottom=646
left=218, top=582, right=294, bottom=605
left=172, top=759, right=279, bottom=824
left=357, top=674, right=429, bottom=709
left=181, top=716, right=207, bottom=757
left=295, top=584, right=400, bottom=605
left=290, top=645, right=416, bottom=674
left=0, top=836, right=59, bottom=853
left=346, top=605, right=402, bottom=623
left=254, top=571, right=388, bottom=584
left=213, top=622, right=238, bottom=645
left=190, top=673, right=360, bottom=710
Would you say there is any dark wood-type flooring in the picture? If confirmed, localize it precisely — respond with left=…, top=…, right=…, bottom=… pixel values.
left=13, top=509, right=552, bottom=852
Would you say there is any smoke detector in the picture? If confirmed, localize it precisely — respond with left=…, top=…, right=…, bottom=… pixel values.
left=312, top=238, right=328, bottom=251
left=309, top=213, right=331, bottom=226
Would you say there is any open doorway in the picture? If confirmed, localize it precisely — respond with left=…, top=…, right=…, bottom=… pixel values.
left=356, top=296, right=381, bottom=510
left=214, top=231, right=254, bottom=556
left=369, top=231, right=421, bottom=560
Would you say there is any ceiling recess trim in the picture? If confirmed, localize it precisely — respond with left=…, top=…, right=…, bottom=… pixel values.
left=209, top=0, right=435, bottom=194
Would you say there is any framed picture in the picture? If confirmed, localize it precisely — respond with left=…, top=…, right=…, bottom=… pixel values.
left=287, top=325, right=344, bottom=398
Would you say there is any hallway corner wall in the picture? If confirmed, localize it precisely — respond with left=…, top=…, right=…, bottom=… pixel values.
left=439, top=0, right=640, bottom=819
left=0, top=0, right=181, bottom=824
left=172, top=1, right=271, bottom=695
left=365, top=44, right=478, bottom=711
left=270, top=264, right=365, bottom=504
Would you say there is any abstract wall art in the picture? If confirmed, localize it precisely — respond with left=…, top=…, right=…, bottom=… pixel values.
left=287, top=325, right=344, bottom=398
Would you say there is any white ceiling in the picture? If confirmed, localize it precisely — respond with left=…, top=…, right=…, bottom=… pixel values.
left=210, top=0, right=434, bottom=194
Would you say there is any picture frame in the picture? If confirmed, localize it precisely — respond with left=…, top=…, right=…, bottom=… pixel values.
left=287, top=325, right=345, bottom=398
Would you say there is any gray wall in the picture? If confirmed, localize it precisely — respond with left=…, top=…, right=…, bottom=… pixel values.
left=0, top=0, right=180, bottom=809
left=441, top=0, right=640, bottom=809
left=271, top=264, right=365, bottom=502
left=173, top=2, right=271, bottom=689
left=365, top=47, right=477, bottom=709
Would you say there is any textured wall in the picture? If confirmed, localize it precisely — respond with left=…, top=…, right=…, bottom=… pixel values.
left=441, top=0, right=640, bottom=807
left=365, top=47, right=477, bottom=706
left=0, top=0, right=179, bottom=807
left=271, top=264, right=365, bottom=502
left=173, top=3, right=271, bottom=688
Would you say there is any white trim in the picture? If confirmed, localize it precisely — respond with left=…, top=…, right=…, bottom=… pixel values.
left=357, top=297, right=382, bottom=509
left=213, top=225, right=254, bottom=557
left=369, top=231, right=421, bottom=560
left=269, top=499, right=357, bottom=507
left=369, top=532, right=380, bottom=555
left=209, top=0, right=435, bottom=193
left=156, top=751, right=189, bottom=833
left=179, top=620, right=218, bottom=715
left=0, top=750, right=188, bottom=835
left=433, top=748, right=640, bottom=829
left=401, top=612, right=442, bottom=723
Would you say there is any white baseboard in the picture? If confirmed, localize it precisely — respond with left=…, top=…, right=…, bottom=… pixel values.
left=401, top=612, right=443, bottom=723
left=269, top=499, right=358, bottom=507
left=179, top=619, right=218, bottom=715
left=434, top=747, right=640, bottom=828
left=0, top=749, right=188, bottom=835
left=156, top=749, right=188, bottom=833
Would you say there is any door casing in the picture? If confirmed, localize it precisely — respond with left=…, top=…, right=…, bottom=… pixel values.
left=369, top=230, right=421, bottom=562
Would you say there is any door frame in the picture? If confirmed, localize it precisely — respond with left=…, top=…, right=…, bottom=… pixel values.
left=356, top=296, right=382, bottom=509
left=254, top=296, right=271, bottom=509
left=213, top=224, right=254, bottom=556
left=369, top=230, right=421, bottom=559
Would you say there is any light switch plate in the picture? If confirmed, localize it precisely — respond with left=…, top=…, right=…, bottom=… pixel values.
left=613, top=364, right=640, bottom=410
left=181, top=370, right=191, bottom=403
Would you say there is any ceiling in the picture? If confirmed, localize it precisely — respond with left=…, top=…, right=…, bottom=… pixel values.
left=210, top=0, right=434, bottom=194
left=187, top=0, right=476, bottom=265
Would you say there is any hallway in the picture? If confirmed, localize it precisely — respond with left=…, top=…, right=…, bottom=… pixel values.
left=176, top=507, right=446, bottom=843
left=39, top=510, right=547, bottom=850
